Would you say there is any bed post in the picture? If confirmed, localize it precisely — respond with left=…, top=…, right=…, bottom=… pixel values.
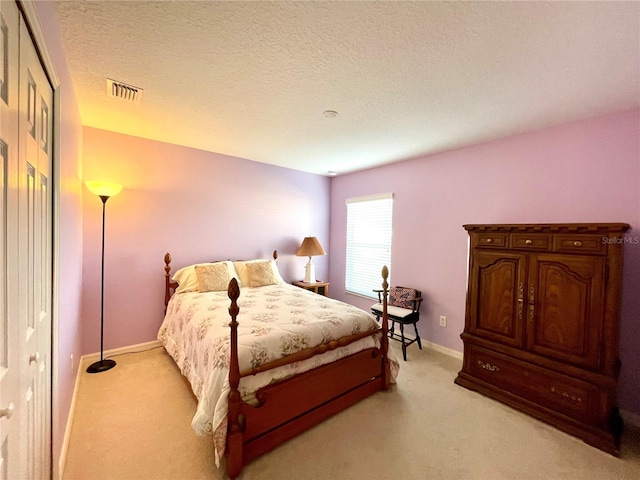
left=380, top=265, right=391, bottom=390
left=226, top=278, right=243, bottom=480
left=164, top=253, right=172, bottom=310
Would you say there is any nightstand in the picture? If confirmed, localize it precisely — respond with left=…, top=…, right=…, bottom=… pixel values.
left=292, top=280, right=329, bottom=297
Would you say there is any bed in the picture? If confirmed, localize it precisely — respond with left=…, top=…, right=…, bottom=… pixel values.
left=158, top=252, right=396, bottom=479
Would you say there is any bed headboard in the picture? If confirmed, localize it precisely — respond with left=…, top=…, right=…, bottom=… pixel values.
left=163, top=250, right=279, bottom=310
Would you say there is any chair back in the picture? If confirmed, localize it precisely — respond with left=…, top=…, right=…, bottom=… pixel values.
left=389, top=286, right=422, bottom=312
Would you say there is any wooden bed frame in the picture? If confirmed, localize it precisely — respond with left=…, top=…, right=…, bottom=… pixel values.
left=163, top=252, right=391, bottom=479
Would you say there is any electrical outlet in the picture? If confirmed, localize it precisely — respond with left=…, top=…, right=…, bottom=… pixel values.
left=439, top=315, right=447, bottom=327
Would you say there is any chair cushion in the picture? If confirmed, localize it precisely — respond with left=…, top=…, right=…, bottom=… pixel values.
left=389, top=287, right=417, bottom=309
left=371, top=303, right=415, bottom=319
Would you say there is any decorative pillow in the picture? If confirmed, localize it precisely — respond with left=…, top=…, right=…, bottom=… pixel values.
left=173, top=261, right=239, bottom=293
left=172, top=263, right=214, bottom=293
left=194, top=263, right=235, bottom=292
left=389, top=287, right=417, bottom=309
left=234, top=259, right=284, bottom=287
left=246, top=260, right=282, bottom=287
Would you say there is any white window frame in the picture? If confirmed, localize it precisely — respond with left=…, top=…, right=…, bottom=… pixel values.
left=345, top=193, right=393, bottom=298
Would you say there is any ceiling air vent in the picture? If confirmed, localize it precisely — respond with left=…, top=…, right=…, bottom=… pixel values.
left=106, top=78, right=143, bottom=104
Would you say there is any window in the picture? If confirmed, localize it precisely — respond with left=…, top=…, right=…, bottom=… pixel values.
left=345, top=193, right=393, bottom=297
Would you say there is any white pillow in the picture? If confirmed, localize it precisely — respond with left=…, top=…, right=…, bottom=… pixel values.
left=233, top=259, right=284, bottom=287
left=173, top=261, right=240, bottom=293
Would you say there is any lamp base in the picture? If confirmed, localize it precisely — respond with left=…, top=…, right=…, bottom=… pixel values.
left=86, top=358, right=116, bottom=374
left=304, top=260, right=316, bottom=283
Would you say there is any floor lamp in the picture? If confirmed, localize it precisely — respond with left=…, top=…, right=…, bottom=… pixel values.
left=85, top=181, right=122, bottom=374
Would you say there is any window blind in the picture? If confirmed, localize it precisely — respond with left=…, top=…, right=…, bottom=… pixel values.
left=345, top=193, right=393, bottom=297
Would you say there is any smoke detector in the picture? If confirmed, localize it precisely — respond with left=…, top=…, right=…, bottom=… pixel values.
left=106, top=79, right=143, bottom=104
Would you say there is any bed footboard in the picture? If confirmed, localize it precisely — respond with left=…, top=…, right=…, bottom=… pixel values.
left=241, top=348, right=385, bottom=464
left=225, top=267, right=391, bottom=479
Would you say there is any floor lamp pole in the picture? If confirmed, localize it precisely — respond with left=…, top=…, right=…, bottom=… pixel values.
left=87, top=194, right=116, bottom=374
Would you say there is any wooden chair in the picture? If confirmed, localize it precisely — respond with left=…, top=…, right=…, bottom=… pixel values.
left=371, top=286, right=423, bottom=361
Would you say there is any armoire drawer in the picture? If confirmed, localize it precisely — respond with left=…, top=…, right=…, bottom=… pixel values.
left=553, top=234, right=607, bottom=254
left=468, top=345, right=597, bottom=423
left=475, top=233, right=508, bottom=248
left=510, top=234, right=551, bottom=250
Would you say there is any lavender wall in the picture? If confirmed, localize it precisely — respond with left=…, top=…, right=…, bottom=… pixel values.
left=81, top=127, right=330, bottom=353
left=32, top=1, right=85, bottom=474
left=329, top=108, right=640, bottom=415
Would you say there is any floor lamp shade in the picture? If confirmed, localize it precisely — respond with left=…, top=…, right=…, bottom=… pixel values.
left=295, top=237, right=326, bottom=283
left=85, top=181, right=122, bottom=374
left=85, top=181, right=123, bottom=198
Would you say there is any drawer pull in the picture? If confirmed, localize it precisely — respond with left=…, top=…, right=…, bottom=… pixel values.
left=573, top=241, right=582, bottom=247
left=550, top=386, right=583, bottom=403
left=485, top=238, right=493, bottom=244
left=525, top=239, right=533, bottom=245
left=477, top=360, right=500, bottom=372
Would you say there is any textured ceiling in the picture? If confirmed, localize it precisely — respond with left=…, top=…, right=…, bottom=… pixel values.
left=53, top=1, right=640, bottom=176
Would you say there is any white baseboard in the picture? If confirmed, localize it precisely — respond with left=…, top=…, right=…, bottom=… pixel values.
left=386, top=329, right=463, bottom=361
left=621, top=409, right=640, bottom=428
left=81, top=339, right=163, bottom=367
left=58, top=354, right=84, bottom=479
left=424, top=340, right=463, bottom=360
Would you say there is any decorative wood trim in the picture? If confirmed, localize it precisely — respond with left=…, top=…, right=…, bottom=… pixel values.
left=464, top=223, right=630, bottom=234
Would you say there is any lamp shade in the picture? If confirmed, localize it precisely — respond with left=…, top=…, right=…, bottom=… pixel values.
left=85, top=181, right=123, bottom=198
left=296, top=237, right=326, bottom=257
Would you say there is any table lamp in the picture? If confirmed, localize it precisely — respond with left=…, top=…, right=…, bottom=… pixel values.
left=295, top=236, right=326, bottom=283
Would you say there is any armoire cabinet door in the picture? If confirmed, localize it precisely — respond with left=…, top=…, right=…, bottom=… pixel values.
left=526, top=254, right=605, bottom=369
left=468, top=250, right=527, bottom=348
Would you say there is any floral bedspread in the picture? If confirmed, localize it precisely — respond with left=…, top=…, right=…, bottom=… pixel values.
left=158, top=283, right=398, bottom=464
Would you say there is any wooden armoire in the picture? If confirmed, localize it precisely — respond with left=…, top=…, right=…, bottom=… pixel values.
left=455, top=223, right=630, bottom=455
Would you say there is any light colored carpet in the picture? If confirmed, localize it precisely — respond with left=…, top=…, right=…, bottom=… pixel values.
left=63, top=343, right=640, bottom=480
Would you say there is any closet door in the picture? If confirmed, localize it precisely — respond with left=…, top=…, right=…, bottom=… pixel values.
left=0, top=1, right=20, bottom=478
left=0, top=1, right=53, bottom=478
left=18, top=13, right=53, bottom=480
